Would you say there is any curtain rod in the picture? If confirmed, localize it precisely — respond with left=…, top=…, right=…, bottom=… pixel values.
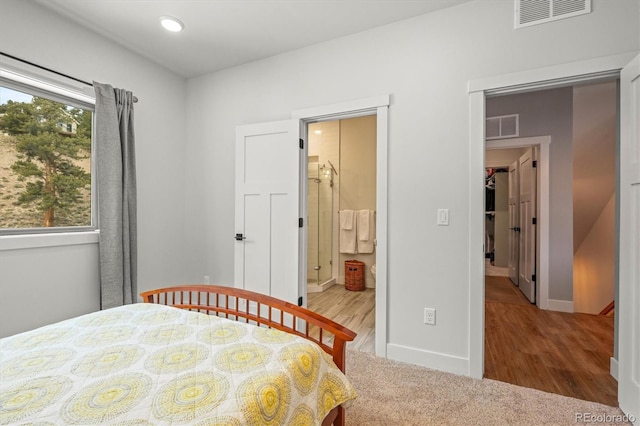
left=0, top=51, right=138, bottom=103
left=1, top=51, right=93, bottom=86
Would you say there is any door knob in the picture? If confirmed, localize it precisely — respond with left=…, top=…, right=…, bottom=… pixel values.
left=235, top=233, right=246, bottom=241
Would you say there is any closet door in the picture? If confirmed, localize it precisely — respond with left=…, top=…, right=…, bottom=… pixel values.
left=518, top=148, right=536, bottom=303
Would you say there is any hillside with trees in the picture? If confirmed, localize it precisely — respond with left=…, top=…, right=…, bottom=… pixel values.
left=0, top=97, right=91, bottom=229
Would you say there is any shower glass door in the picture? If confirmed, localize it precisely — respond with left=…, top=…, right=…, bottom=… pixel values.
left=307, top=162, right=333, bottom=286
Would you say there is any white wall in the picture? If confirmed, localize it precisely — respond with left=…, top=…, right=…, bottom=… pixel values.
left=572, top=81, right=617, bottom=315
left=185, top=0, right=638, bottom=374
left=572, top=81, right=617, bottom=250
left=0, top=0, right=188, bottom=336
left=338, top=116, right=377, bottom=288
left=574, top=195, right=616, bottom=314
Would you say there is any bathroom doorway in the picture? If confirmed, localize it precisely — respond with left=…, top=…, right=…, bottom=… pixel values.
left=305, top=115, right=377, bottom=353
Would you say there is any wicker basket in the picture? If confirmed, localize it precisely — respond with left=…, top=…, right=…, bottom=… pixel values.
left=345, top=260, right=365, bottom=291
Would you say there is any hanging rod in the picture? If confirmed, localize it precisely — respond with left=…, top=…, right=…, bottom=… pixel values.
left=0, top=51, right=137, bottom=103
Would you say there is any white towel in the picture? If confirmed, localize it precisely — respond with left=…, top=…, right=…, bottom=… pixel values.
left=358, top=209, right=376, bottom=254
left=340, top=209, right=354, bottom=230
left=358, top=210, right=370, bottom=241
left=339, top=210, right=357, bottom=254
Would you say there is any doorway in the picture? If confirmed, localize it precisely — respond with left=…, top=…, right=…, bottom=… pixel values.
left=469, top=53, right=640, bottom=421
left=485, top=145, right=538, bottom=304
left=482, top=81, right=619, bottom=405
left=305, top=116, right=377, bottom=353
left=292, top=94, right=389, bottom=357
left=234, top=96, right=389, bottom=356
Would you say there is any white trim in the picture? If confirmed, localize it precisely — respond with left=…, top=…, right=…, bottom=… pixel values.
left=375, top=104, right=388, bottom=357
left=486, top=136, right=551, bottom=310
left=0, top=230, right=99, bottom=251
left=292, top=95, right=390, bottom=358
left=468, top=52, right=636, bottom=94
left=468, top=90, right=485, bottom=379
left=618, top=53, right=640, bottom=423
left=387, top=343, right=469, bottom=376
left=292, top=95, right=390, bottom=120
left=468, top=52, right=633, bottom=383
left=547, top=299, right=574, bottom=313
left=0, top=62, right=96, bottom=109
left=610, top=356, right=619, bottom=381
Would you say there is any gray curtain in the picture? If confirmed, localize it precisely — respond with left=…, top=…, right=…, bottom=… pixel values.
left=94, top=82, right=137, bottom=309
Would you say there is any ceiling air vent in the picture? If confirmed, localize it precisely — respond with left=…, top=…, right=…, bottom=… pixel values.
left=515, top=0, right=591, bottom=29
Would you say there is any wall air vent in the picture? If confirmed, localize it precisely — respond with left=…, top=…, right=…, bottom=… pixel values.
left=515, top=0, right=591, bottom=29
left=486, top=114, right=519, bottom=140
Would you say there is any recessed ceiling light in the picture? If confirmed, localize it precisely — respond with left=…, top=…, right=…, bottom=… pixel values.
left=314, top=130, right=322, bottom=134
left=159, top=16, right=184, bottom=32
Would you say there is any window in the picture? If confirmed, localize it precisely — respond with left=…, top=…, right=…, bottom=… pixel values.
left=0, top=74, right=94, bottom=233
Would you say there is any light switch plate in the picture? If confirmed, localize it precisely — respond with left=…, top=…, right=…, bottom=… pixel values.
left=437, top=209, right=449, bottom=226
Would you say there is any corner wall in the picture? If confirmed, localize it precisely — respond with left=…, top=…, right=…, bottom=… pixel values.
left=0, top=0, right=189, bottom=336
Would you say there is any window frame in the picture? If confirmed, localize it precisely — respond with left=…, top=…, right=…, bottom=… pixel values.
left=0, top=65, right=97, bottom=237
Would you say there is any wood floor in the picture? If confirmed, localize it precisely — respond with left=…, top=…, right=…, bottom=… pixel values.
left=485, top=275, right=617, bottom=406
left=307, top=278, right=617, bottom=407
left=307, top=285, right=375, bottom=353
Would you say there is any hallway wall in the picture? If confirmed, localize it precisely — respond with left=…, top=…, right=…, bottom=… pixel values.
left=574, top=195, right=615, bottom=314
left=486, top=88, right=575, bottom=302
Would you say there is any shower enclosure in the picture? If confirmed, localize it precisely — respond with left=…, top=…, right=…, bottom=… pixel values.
left=307, top=161, right=336, bottom=287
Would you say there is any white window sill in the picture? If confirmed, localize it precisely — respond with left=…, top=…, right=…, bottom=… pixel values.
left=0, top=230, right=100, bottom=251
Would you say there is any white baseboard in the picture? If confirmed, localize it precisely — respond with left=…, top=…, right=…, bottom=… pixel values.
left=547, top=299, right=574, bottom=313
left=386, top=343, right=469, bottom=376
left=610, top=357, right=618, bottom=381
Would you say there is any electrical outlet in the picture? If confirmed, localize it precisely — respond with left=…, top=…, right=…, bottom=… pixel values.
left=203, top=275, right=210, bottom=284
left=424, top=308, right=436, bottom=325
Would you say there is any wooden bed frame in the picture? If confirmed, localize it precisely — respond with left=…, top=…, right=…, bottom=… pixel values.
left=140, top=284, right=357, bottom=426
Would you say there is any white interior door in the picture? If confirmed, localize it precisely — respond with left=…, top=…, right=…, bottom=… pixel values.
left=508, top=160, right=520, bottom=285
left=618, top=53, right=640, bottom=423
left=234, top=119, right=301, bottom=305
left=518, top=148, right=536, bottom=303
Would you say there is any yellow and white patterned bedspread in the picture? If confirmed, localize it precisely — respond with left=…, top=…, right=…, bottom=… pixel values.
left=0, top=303, right=357, bottom=425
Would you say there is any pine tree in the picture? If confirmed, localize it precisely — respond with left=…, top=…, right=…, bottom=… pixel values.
left=0, top=97, right=91, bottom=227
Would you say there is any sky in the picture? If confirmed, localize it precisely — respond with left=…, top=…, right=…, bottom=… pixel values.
left=0, top=87, right=33, bottom=105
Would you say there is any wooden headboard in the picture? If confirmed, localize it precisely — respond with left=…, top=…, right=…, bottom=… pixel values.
left=140, top=284, right=357, bottom=372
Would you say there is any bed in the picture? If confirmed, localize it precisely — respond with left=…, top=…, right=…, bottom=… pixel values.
left=0, top=285, right=357, bottom=425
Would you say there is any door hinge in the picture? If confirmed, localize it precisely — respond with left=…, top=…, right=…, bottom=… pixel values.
left=532, top=274, right=536, bottom=282
left=532, top=160, right=537, bottom=168
left=299, top=138, right=304, bottom=149
left=299, top=218, right=303, bottom=228
left=298, top=296, right=303, bottom=306
left=532, top=217, right=537, bottom=225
